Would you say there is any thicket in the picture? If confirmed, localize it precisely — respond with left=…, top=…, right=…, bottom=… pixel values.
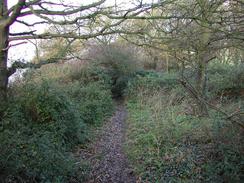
left=207, top=62, right=244, bottom=97
left=125, top=63, right=243, bottom=182
left=0, top=61, right=115, bottom=182
left=87, top=43, right=142, bottom=97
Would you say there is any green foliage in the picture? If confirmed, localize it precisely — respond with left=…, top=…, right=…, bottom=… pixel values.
left=125, top=73, right=243, bottom=182
left=65, top=81, right=114, bottom=125
left=0, top=81, right=86, bottom=182
left=69, top=65, right=113, bottom=89
left=88, top=44, right=141, bottom=97
left=207, top=63, right=244, bottom=96
left=79, top=83, right=114, bottom=125
left=0, top=67, right=114, bottom=182
left=126, top=71, right=178, bottom=97
left=22, top=81, right=86, bottom=146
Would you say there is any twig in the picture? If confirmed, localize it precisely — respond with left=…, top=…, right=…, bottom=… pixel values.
left=226, top=109, right=241, bottom=119
left=179, top=77, right=244, bottom=128
left=2, top=41, right=27, bottom=51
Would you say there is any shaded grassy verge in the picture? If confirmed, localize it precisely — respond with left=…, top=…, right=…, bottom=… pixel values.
left=125, top=71, right=243, bottom=182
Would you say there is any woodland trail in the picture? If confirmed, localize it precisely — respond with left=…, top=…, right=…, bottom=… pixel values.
left=85, top=101, right=136, bottom=183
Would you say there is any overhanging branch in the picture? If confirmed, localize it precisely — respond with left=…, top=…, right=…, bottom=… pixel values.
left=9, top=30, right=144, bottom=42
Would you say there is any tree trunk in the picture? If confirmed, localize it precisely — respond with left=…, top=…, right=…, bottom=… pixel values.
left=0, top=26, right=9, bottom=113
left=196, top=59, right=207, bottom=96
left=0, top=0, right=9, bottom=115
left=195, top=52, right=209, bottom=116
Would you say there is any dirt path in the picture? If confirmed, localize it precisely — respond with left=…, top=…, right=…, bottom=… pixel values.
left=85, top=102, right=136, bottom=183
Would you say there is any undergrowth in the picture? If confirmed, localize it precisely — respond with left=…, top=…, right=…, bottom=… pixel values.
left=125, top=70, right=243, bottom=182
left=0, top=62, right=115, bottom=182
left=0, top=43, right=143, bottom=182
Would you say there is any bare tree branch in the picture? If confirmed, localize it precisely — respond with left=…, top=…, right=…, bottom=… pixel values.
left=9, top=30, right=144, bottom=42
left=6, top=0, right=26, bottom=26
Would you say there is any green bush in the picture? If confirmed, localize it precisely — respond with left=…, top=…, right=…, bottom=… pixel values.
left=88, top=44, right=141, bottom=97
left=0, top=81, right=86, bottom=182
left=126, top=72, right=178, bottom=97
left=20, top=81, right=86, bottom=147
left=69, top=65, right=113, bottom=89
left=208, top=63, right=244, bottom=96
left=60, top=81, right=114, bottom=125
left=0, top=123, right=76, bottom=182
left=78, top=82, right=114, bottom=125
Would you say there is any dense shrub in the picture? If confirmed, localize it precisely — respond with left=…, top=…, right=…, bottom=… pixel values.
left=126, top=71, right=178, bottom=97
left=69, top=65, right=113, bottom=89
left=0, top=62, right=116, bottom=181
left=0, top=81, right=86, bottom=182
left=87, top=43, right=141, bottom=97
left=65, top=81, right=114, bottom=125
left=21, top=81, right=86, bottom=146
left=81, top=84, right=113, bottom=122
left=207, top=63, right=244, bottom=97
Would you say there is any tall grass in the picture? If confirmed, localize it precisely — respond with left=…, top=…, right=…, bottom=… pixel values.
left=125, top=71, right=243, bottom=182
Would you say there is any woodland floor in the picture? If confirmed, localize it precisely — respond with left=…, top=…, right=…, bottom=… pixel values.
left=80, top=101, right=136, bottom=183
